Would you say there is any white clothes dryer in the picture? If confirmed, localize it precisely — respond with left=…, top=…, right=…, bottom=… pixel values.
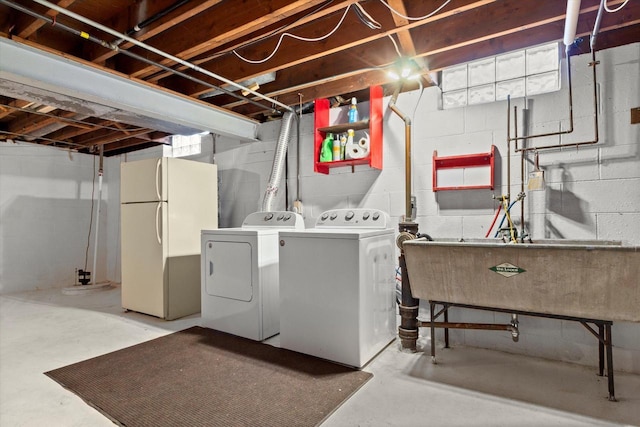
left=201, top=211, right=304, bottom=341
left=278, top=209, right=396, bottom=368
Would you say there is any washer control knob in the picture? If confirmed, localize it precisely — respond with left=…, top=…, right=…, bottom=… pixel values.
left=345, top=211, right=354, bottom=221
left=320, top=213, right=329, bottom=221
left=372, top=212, right=380, bottom=221
left=329, top=212, right=338, bottom=220
left=264, top=213, right=274, bottom=221
left=276, top=214, right=284, bottom=221
left=283, top=214, right=291, bottom=221
left=362, top=211, right=370, bottom=220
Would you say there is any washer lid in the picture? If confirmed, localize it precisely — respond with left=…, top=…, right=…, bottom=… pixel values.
left=279, top=228, right=393, bottom=240
left=202, top=228, right=275, bottom=237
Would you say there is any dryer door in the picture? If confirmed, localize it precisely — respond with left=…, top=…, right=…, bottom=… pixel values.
left=204, top=240, right=253, bottom=302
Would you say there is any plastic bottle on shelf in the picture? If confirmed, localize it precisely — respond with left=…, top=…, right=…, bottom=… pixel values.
left=339, top=134, right=347, bottom=160
left=320, top=133, right=334, bottom=162
left=332, top=133, right=341, bottom=161
left=348, top=97, right=359, bottom=123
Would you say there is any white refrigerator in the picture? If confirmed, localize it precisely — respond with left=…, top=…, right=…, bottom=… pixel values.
left=121, top=157, right=217, bottom=320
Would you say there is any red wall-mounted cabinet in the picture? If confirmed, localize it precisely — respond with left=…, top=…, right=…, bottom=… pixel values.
left=432, top=145, right=496, bottom=191
left=314, top=85, right=383, bottom=174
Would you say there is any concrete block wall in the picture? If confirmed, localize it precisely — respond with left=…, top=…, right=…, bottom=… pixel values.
left=210, top=43, right=640, bottom=373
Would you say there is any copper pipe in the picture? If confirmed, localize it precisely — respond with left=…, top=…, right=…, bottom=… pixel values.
left=389, top=84, right=413, bottom=221
left=509, top=54, right=575, bottom=145
left=515, top=51, right=599, bottom=152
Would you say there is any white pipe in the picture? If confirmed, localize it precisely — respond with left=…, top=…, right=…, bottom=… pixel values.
left=591, top=0, right=605, bottom=51
left=91, top=171, right=102, bottom=284
left=563, top=0, right=582, bottom=49
left=30, top=0, right=294, bottom=113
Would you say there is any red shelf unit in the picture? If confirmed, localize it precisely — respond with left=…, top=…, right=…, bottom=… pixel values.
left=314, top=85, right=383, bottom=174
left=432, top=145, right=496, bottom=191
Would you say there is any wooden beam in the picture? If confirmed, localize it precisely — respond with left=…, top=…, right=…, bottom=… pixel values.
left=0, top=99, right=31, bottom=120
left=385, top=0, right=435, bottom=85
left=8, top=110, right=77, bottom=134
left=386, top=0, right=416, bottom=56
left=45, top=119, right=114, bottom=141
left=16, top=0, right=76, bottom=39
left=145, top=0, right=359, bottom=84
left=75, top=128, right=151, bottom=147
left=89, top=0, right=224, bottom=64
left=119, top=0, right=331, bottom=79
left=159, top=0, right=493, bottom=98
left=225, top=0, right=638, bottom=114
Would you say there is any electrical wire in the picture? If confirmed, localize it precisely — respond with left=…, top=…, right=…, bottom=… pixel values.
left=84, top=154, right=96, bottom=272
left=388, top=33, right=402, bottom=57
left=378, top=0, right=451, bottom=21
left=233, top=4, right=353, bottom=64
left=354, top=2, right=381, bottom=29
left=194, top=1, right=336, bottom=63
left=604, top=0, right=630, bottom=12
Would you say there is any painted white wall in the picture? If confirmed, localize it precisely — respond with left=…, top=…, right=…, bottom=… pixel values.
left=177, top=43, right=638, bottom=372
left=0, top=142, right=113, bottom=293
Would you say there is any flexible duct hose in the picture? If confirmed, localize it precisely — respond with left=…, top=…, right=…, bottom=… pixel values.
left=262, top=112, right=294, bottom=212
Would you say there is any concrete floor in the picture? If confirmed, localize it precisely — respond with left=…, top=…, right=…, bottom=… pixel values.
left=1, top=285, right=639, bottom=427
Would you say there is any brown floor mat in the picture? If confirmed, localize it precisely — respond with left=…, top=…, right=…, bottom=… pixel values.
left=45, top=326, right=372, bottom=427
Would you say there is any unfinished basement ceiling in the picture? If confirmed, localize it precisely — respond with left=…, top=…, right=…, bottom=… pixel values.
left=0, top=0, right=639, bottom=155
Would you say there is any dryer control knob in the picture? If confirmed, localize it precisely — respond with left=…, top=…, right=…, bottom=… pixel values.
left=320, top=213, right=329, bottom=220
left=264, top=213, right=274, bottom=221
left=329, top=213, right=338, bottom=220
left=372, top=212, right=380, bottom=221
left=362, top=211, right=370, bottom=220
left=345, top=211, right=354, bottom=221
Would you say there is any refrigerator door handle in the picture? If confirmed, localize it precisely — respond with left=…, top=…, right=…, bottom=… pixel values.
left=155, top=202, right=162, bottom=244
left=155, top=158, right=162, bottom=201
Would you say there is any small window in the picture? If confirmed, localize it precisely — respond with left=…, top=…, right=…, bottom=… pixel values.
left=441, top=42, right=561, bottom=109
left=163, top=133, right=205, bottom=157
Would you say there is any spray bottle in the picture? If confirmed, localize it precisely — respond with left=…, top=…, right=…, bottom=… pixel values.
left=348, top=97, right=359, bottom=123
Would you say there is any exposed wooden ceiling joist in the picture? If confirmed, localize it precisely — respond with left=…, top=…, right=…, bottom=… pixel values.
left=0, top=0, right=637, bottom=155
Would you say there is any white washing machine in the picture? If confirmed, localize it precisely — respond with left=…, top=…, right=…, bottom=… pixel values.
left=278, top=208, right=396, bottom=368
left=201, top=211, right=304, bottom=341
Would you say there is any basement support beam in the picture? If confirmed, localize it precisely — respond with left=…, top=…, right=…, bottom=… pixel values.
left=0, top=37, right=259, bottom=141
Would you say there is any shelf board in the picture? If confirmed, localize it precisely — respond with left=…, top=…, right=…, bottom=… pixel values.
left=317, top=119, right=369, bottom=133
left=315, top=156, right=370, bottom=174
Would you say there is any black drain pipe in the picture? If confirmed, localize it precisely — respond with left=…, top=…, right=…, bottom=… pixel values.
left=113, top=0, right=192, bottom=46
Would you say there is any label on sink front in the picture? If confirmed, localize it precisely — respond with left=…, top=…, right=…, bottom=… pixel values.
left=489, top=262, right=526, bottom=278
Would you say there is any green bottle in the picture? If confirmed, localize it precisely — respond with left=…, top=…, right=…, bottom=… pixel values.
left=320, top=133, right=334, bottom=162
